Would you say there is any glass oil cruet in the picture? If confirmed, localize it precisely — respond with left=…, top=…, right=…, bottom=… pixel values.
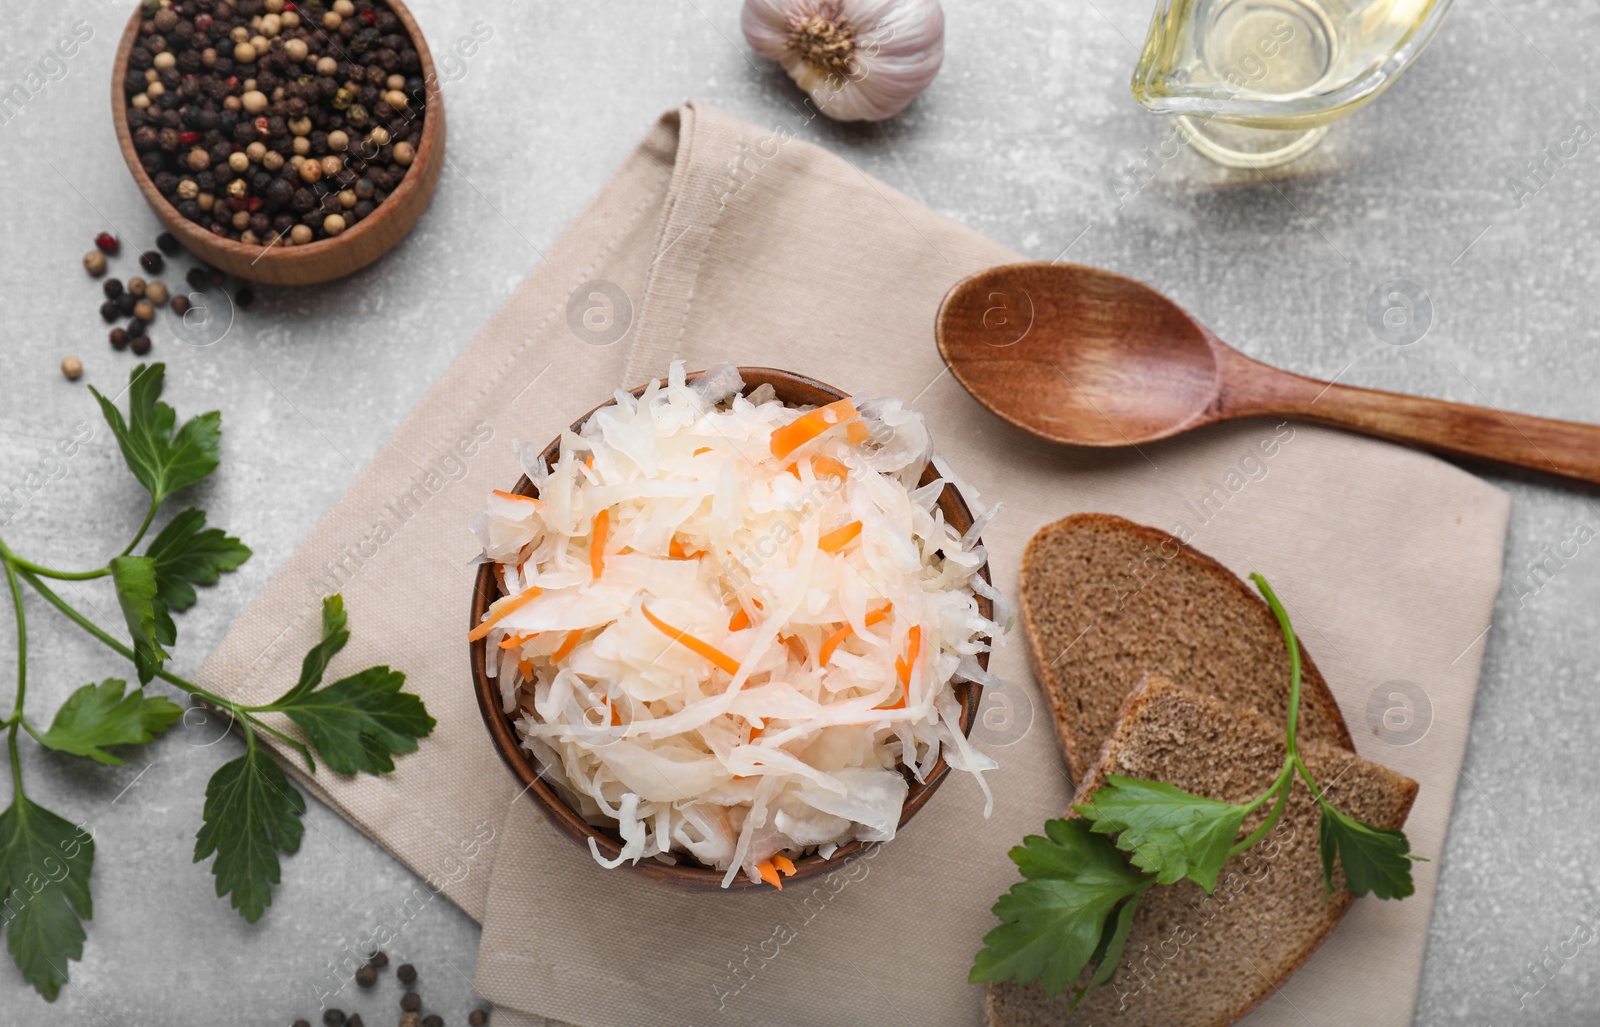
left=1131, top=0, right=1456, bottom=168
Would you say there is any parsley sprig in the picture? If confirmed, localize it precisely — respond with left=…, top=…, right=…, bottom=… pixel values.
left=970, top=574, right=1422, bottom=1006
left=0, top=364, right=435, bottom=1000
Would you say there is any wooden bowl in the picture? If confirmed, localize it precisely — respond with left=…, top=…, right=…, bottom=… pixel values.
left=110, top=1, right=446, bottom=286
left=470, top=368, right=995, bottom=890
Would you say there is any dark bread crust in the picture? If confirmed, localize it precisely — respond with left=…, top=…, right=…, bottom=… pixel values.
left=986, top=678, right=1418, bottom=1027
left=1018, top=514, right=1355, bottom=781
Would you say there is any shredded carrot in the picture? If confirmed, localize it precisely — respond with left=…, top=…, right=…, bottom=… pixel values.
left=669, top=537, right=705, bottom=560
left=769, top=398, right=861, bottom=460
left=498, top=632, right=537, bottom=650
left=492, top=488, right=541, bottom=506
left=787, top=463, right=803, bottom=480
left=550, top=628, right=584, bottom=663
left=879, top=625, right=921, bottom=710
left=778, top=633, right=808, bottom=662
left=811, top=455, right=850, bottom=479
left=846, top=420, right=870, bottom=446
left=598, top=697, right=622, bottom=727
left=819, top=601, right=893, bottom=665
left=772, top=855, right=796, bottom=877
left=728, top=607, right=752, bottom=632
left=584, top=454, right=595, bottom=469
left=817, top=521, right=862, bottom=553
left=590, top=509, right=609, bottom=578
left=748, top=721, right=763, bottom=741
left=517, top=658, right=534, bottom=681
left=693, top=446, right=713, bottom=455
left=642, top=605, right=742, bottom=676
left=756, top=860, right=783, bottom=889
left=468, top=587, right=543, bottom=642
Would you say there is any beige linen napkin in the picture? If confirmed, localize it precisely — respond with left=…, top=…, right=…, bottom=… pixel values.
left=199, top=103, right=1509, bottom=1027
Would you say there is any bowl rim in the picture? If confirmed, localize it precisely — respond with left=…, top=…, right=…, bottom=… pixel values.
left=109, top=0, right=444, bottom=266
left=468, top=366, right=994, bottom=891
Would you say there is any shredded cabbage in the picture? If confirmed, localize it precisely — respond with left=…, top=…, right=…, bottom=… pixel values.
left=471, top=362, right=1003, bottom=887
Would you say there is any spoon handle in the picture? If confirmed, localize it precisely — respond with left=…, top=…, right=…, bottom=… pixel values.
left=1224, top=353, right=1600, bottom=485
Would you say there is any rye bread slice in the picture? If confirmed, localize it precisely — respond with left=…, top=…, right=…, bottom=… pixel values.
left=1019, top=514, right=1353, bottom=780
left=985, top=678, right=1419, bottom=1027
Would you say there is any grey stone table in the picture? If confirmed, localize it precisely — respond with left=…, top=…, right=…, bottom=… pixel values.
left=2, top=1, right=1597, bottom=1024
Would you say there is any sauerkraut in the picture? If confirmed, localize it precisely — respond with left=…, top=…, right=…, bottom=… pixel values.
left=470, top=363, right=1003, bottom=887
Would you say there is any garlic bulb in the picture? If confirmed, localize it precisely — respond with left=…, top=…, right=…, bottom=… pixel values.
left=742, top=0, right=945, bottom=122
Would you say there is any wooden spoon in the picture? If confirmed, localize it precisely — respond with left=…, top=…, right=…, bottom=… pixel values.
left=936, top=262, right=1600, bottom=485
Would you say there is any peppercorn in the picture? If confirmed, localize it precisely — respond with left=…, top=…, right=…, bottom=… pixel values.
left=127, top=277, right=147, bottom=298
left=396, top=963, right=417, bottom=985
left=355, top=963, right=377, bottom=988
left=146, top=281, right=170, bottom=306
left=420, top=1016, right=442, bottom=1027
left=83, top=251, right=107, bottom=277
left=368, top=950, right=389, bottom=969
left=139, top=250, right=165, bottom=274
left=234, top=287, right=255, bottom=309
left=323, top=214, right=347, bottom=237
left=99, top=300, right=120, bottom=324
left=468, top=1011, right=488, bottom=1027
left=109, top=327, right=130, bottom=351
left=186, top=267, right=210, bottom=291
left=103, top=278, right=123, bottom=300
left=398, top=1016, right=421, bottom=1027
left=346, top=1017, right=364, bottom=1027
left=61, top=356, right=84, bottom=381
left=292, top=1021, right=310, bottom=1027
left=400, top=992, right=421, bottom=1012
left=132, top=300, right=155, bottom=323
left=127, top=318, right=147, bottom=340
left=322, top=1010, right=346, bottom=1027
left=115, top=293, right=138, bottom=317
left=171, top=294, right=192, bottom=316
left=130, top=334, right=152, bottom=357
left=156, top=231, right=180, bottom=255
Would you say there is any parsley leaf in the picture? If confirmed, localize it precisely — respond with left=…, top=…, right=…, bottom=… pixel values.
left=193, top=738, right=306, bottom=923
left=35, top=679, right=183, bottom=766
left=274, top=667, right=435, bottom=776
left=276, top=594, right=350, bottom=708
left=1076, top=775, right=1247, bottom=891
left=0, top=795, right=95, bottom=1002
left=145, top=508, right=251, bottom=612
left=109, top=555, right=173, bottom=685
left=969, top=818, right=1152, bottom=997
left=1318, top=803, right=1420, bottom=900
left=89, top=364, right=221, bottom=506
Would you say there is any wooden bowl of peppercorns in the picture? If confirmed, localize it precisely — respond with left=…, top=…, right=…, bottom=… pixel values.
left=111, top=0, right=446, bottom=287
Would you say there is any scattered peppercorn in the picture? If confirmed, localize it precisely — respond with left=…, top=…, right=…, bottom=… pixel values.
left=172, top=294, right=193, bottom=316
left=347, top=1016, right=364, bottom=1027
left=156, top=231, right=181, bottom=255
left=84, top=251, right=107, bottom=277
left=397, top=964, right=417, bottom=986
left=400, top=992, right=421, bottom=1012
left=127, top=319, right=147, bottom=340
left=322, top=1010, right=346, bottom=1027
left=234, top=287, right=255, bottom=309
left=399, top=1015, right=421, bottom=1027
left=128, top=277, right=147, bottom=298
left=421, top=1016, right=443, bottom=1027
left=95, top=232, right=121, bottom=255
left=130, top=334, right=152, bottom=357
left=186, top=267, right=210, bottom=291
left=115, top=293, right=138, bottom=317
left=109, top=328, right=130, bottom=351
left=100, top=300, right=121, bottom=324
left=146, top=280, right=170, bottom=306
left=468, top=1011, right=488, bottom=1027
left=368, top=950, right=389, bottom=969
left=355, top=964, right=378, bottom=989
left=61, top=356, right=83, bottom=381
left=293, top=1021, right=311, bottom=1027
left=134, top=300, right=156, bottom=323
left=102, top=278, right=124, bottom=299
left=140, top=250, right=165, bottom=274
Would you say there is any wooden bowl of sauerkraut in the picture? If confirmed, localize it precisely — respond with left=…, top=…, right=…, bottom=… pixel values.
left=468, top=365, right=999, bottom=890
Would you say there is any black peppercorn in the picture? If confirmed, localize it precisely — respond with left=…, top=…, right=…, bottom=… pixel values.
left=103, top=278, right=123, bottom=299
left=186, top=267, right=210, bottom=291
left=109, top=327, right=130, bottom=351
left=156, top=232, right=180, bottom=255
left=234, top=287, right=255, bottom=309
left=139, top=251, right=165, bottom=274
left=115, top=293, right=138, bottom=317
left=421, top=1016, right=442, bottom=1027
left=130, top=334, right=151, bottom=356
left=396, top=962, right=417, bottom=984
left=400, top=992, right=421, bottom=1012
left=100, top=300, right=120, bottom=324
left=127, top=319, right=147, bottom=340
left=354, top=963, right=377, bottom=988
left=368, top=950, right=389, bottom=969
left=171, top=294, right=192, bottom=316
left=346, top=1017, right=364, bottom=1027
left=322, top=1010, right=346, bottom=1027
left=469, top=1011, right=488, bottom=1027
left=292, top=1021, right=310, bottom=1027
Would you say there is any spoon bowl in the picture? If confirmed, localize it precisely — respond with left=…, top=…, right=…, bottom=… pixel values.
left=938, top=262, right=1600, bottom=486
